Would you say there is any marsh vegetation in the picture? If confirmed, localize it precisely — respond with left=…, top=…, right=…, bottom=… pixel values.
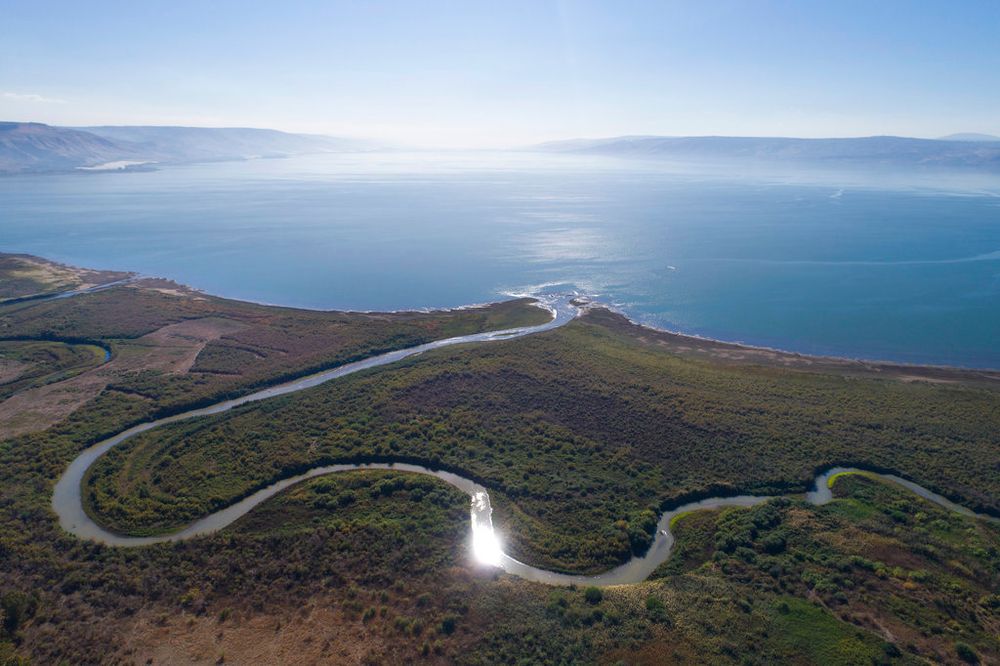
left=0, top=258, right=997, bottom=663
left=87, top=308, right=1000, bottom=576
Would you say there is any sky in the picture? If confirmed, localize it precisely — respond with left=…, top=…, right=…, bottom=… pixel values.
left=2, top=0, right=999, bottom=147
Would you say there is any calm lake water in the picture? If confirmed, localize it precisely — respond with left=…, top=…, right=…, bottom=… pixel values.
left=2, top=152, right=999, bottom=368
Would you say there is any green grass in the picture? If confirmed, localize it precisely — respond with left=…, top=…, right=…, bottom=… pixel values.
left=822, top=496, right=879, bottom=522
left=770, top=597, right=883, bottom=665
left=669, top=510, right=695, bottom=530
left=827, top=470, right=865, bottom=488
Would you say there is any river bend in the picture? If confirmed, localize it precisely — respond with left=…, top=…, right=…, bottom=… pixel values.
left=52, top=294, right=997, bottom=586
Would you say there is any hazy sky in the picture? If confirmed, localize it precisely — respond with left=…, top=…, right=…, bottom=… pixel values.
left=2, top=1, right=999, bottom=147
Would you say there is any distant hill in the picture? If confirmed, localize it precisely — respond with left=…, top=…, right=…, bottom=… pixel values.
left=937, top=132, right=1000, bottom=142
left=533, top=135, right=1000, bottom=169
left=0, top=122, right=376, bottom=174
left=0, top=122, right=139, bottom=174
left=79, top=126, right=375, bottom=163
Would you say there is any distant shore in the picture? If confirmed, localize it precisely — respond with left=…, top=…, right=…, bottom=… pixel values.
left=4, top=251, right=999, bottom=385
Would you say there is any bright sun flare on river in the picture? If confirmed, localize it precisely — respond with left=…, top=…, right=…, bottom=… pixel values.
left=470, top=490, right=504, bottom=566
left=472, top=527, right=504, bottom=567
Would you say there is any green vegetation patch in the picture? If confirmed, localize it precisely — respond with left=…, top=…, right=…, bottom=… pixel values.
left=86, top=308, right=1000, bottom=575
left=234, top=470, right=468, bottom=543
left=655, top=473, right=1000, bottom=663
left=770, top=597, right=883, bottom=665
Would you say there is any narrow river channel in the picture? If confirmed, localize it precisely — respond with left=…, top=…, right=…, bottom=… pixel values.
left=51, top=294, right=997, bottom=586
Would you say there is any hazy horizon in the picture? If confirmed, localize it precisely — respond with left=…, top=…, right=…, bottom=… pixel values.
left=6, top=121, right=1000, bottom=152
left=7, top=120, right=1000, bottom=145
left=3, top=1, right=1000, bottom=148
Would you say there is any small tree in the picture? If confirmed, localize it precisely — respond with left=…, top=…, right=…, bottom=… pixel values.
left=440, top=615, right=457, bottom=635
left=955, top=642, right=979, bottom=664
left=584, top=587, right=603, bottom=605
left=645, top=596, right=669, bottom=624
left=1, top=592, right=36, bottom=636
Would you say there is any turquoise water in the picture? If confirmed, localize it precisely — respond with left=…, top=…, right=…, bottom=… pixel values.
left=2, top=152, right=999, bottom=368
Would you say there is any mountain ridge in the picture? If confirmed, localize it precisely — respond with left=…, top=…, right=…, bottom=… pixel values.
left=0, top=122, right=376, bottom=174
left=6, top=123, right=1000, bottom=174
left=532, top=134, right=1000, bottom=169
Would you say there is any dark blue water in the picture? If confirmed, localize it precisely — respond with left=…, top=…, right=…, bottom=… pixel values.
left=2, top=152, right=999, bottom=368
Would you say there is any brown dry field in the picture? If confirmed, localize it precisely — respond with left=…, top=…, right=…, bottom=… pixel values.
left=0, top=314, right=246, bottom=437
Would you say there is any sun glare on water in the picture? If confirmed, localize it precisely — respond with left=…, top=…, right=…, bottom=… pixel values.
left=471, top=491, right=504, bottom=567
left=472, top=525, right=504, bottom=567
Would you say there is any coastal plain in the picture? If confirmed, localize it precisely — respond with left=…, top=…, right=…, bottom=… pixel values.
left=0, top=254, right=998, bottom=665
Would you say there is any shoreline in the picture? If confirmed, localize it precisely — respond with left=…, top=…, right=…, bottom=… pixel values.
left=47, top=283, right=998, bottom=583
left=114, top=277, right=1000, bottom=376
left=602, top=301, right=1000, bottom=375
left=581, top=301, right=1000, bottom=384
left=27, top=253, right=998, bottom=585
left=5, top=251, right=998, bottom=379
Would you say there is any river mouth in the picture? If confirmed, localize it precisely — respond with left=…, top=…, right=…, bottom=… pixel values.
left=51, top=292, right=997, bottom=587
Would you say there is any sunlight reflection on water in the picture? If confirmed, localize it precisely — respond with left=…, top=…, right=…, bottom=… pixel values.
left=470, top=490, right=504, bottom=567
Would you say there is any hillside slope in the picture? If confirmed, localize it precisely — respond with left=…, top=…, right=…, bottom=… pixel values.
left=80, top=125, right=375, bottom=162
left=0, top=122, right=374, bottom=174
left=0, top=122, right=138, bottom=173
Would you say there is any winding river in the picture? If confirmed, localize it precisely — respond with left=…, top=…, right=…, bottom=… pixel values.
left=52, top=294, right=998, bottom=587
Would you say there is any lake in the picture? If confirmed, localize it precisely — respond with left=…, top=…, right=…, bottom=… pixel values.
left=2, top=151, right=999, bottom=368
